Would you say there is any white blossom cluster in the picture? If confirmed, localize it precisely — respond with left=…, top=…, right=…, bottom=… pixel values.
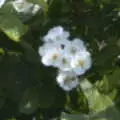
left=38, top=26, right=92, bottom=91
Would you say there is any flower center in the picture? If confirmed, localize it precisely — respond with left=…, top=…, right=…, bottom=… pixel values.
left=70, top=47, right=76, bottom=54
left=77, top=59, right=84, bottom=67
left=56, top=36, right=61, bottom=40
left=52, top=53, right=59, bottom=60
left=62, top=58, right=68, bottom=65
left=64, top=77, right=73, bottom=84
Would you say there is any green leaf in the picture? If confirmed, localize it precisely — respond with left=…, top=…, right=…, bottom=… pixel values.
left=26, top=0, right=48, bottom=12
left=0, top=12, right=28, bottom=42
left=107, top=68, right=120, bottom=89
left=79, top=79, right=120, bottom=120
left=0, top=48, right=5, bottom=55
left=19, top=87, right=40, bottom=114
left=95, top=76, right=109, bottom=93
left=80, top=79, right=113, bottom=112
left=95, top=75, right=117, bottom=100
left=84, top=0, right=92, bottom=4
left=38, top=85, right=55, bottom=108
left=61, top=113, right=89, bottom=120
left=19, top=41, right=40, bottom=63
left=19, top=84, right=55, bottom=114
left=108, top=88, right=117, bottom=100
left=8, top=118, right=16, bottom=120
left=96, top=68, right=120, bottom=92
left=91, top=105, right=120, bottom=120
left=62, top=79, right=120, bottom=120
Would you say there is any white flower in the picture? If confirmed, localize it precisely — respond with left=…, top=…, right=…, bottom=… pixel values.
left=56, top=38, right=89, bottom=72
left=72, top=38, right=86, bottom=50
left=58, top=54, right=71, bottom=71
left=56, top=71, right=79, bottom=91
left=38, top=42, right=54, bottom=57
left=43, top=26, right=70, bottom=42
left=71, top=51, right=92, bottom=75
left=41, top=48, right=62, bottom=67
left=38, top=39, right=69, bottom=56
left=54, top=39, right=71, bottom=49
left=39, top=39, right=72, bottom=69
left=0, top=0, right=6, bottom=8
left=65, top=38, right=86, bottom=57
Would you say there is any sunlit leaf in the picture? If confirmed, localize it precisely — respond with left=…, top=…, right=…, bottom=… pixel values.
left=0, top=11, right=28, bottom=42
left=80, top=79, right=113, bottom=112
left=80, top=79, right=120, bottom=120
left=0, top=48, right=5, bottom=54
left=61, top=113, right=89, bottom=120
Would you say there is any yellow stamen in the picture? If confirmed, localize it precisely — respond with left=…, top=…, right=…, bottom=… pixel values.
left=52, top=53, right=58, bottom=60
left=64, top=77, right=73, bottom=84
left=77, top=60, right=84, bottom=67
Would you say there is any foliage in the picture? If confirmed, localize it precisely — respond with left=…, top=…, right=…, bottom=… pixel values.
left=0, top=0, right=120, bottom=120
